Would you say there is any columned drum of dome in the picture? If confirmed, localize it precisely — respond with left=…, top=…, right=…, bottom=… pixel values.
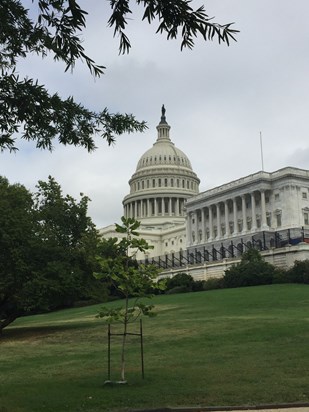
left=122, top=106, right=200, bottom=227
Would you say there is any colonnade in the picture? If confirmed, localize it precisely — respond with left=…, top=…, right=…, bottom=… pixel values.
left=124, top=197, right=186, bottom=219
left=187, top=190, right=270, bottom=245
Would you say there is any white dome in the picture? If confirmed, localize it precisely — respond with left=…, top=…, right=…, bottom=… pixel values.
left=136, top=140, right=193, bottom=171
left=122, top=106, right=200, bottom=227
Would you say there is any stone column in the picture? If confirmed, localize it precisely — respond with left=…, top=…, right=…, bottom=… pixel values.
left=216, top=203, right=221, bottom=239
left=176, top=198, right=180, bottom=217
left=147, top=199, right=150, bottom=217
left=201, top=207, right=206, bottom=242
left=169, top=198, right=172, bottom=216
left=251, top=193, right=257, bottom=231
left=154, top=198, right=157, bottom=216
left=261, top=190, right=268, bottom=229
left=224, top=200, right=229, bottom=237
left=209, top=205, right=214, bottom=241
left=193, top=210, right=198, bottom=244
left=242, top=195, right=247, bottom=232
left=233, top=198, right=238, bottom=235
left=140, top=200, right=143, bottom=218
left=186, top=213, right=192, bottom=246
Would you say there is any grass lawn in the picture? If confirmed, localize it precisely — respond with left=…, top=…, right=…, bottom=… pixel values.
left=0, top=284, right=308, bottom=412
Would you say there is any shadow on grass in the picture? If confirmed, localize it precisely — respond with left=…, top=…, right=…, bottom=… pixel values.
left=2, top=321, right=101, bottom=341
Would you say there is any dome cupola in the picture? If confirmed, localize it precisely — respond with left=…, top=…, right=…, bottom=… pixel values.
left=123, top=106, right=200, bottom=227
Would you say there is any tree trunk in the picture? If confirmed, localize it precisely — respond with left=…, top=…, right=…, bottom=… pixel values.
left=120, top=319, right=127, bottom=382
left=0, top=314, right=18, bottom=336
left=120, top=295, right=129, bottom=382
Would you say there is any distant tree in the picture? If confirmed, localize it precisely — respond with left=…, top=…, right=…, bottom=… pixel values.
left=0, top=177, right=35, bottom=332
left=0, top=176, right=100, bottom=334
left=95, top=217, right=164, bottom=383
left=0, top=0, right=238, bottom=152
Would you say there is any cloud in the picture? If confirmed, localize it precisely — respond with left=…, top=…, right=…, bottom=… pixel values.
left=1, top=0, right=309, bottom=229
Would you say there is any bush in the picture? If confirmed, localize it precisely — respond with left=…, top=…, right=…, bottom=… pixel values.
left=202, top=277, right=224, bottom=291
left=223, top=249, right=276, bottom=288
left=272, top=268, right=289, bottom=284
left=166, top=273, right=194, bottom=291
left=286, top=260, right=309, bottom=284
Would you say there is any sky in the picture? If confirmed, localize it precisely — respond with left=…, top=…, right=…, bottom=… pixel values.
left=1, top=0, right=309, bottom=228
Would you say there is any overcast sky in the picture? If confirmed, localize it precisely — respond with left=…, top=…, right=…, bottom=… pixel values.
left=1, top=0, right=309, bottom=228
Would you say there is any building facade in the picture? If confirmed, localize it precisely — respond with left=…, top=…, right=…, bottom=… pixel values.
left=100, top=108, right=309, bottom=277
left=186, top=167, right=309, bottom=259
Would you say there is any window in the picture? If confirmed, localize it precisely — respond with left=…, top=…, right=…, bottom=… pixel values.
left=276, top=214, right=282, bottom=227
left=142, top=181, right=144, bottom=189
left=158, top=179, right=161, bottom=187
left=304, top=213, right=309, bottom=225
left=164, top=178, right=168, bottom=187
left=275, top=193, right=280, bottom=201
left=302, top=192, right=308, bottom=199
left=152, top=179, right=155, bottom=187
left=171, top=178, right=174, bottom=187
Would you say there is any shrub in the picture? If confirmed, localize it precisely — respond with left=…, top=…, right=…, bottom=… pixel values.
left=286, top=260, right=309, bottom=284
left=202, top=277, right=224, bottom=291
left=223, top=249, right=276, bottom=288
left=166, top=273, right=194, bottom=291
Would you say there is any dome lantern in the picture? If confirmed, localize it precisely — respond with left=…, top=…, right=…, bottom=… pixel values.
left=156, top=104, right=171, bottom=141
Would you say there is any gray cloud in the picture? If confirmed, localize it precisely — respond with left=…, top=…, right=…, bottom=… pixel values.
left=1, top=0, right=309, bottom=228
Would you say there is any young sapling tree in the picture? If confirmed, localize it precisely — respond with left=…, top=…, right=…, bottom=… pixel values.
left=95, top=217, right=164, bottom=383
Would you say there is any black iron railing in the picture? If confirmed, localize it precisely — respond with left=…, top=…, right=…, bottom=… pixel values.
left=139, top=227, right=309, bottom=270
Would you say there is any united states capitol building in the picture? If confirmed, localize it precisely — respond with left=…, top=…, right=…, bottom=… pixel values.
left=100, top=107, right=309, bottom=278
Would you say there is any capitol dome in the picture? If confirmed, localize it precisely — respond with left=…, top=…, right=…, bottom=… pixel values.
left=123, top=106, right=200, bottom=227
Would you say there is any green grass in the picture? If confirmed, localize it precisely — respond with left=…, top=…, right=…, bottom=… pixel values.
left=0, top=284, right=309, bottom=412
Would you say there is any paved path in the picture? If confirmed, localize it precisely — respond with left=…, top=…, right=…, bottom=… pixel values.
left=133, top=406, right=309, bottom=412
left=216, top=408, right=309, bottom=412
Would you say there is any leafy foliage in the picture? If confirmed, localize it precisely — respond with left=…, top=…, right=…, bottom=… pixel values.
left=108, top=0, right=238, bottom=54
left=95, top=217, right=164, bottom=381
left=0, top=175, right=100, bottom=334
left=0, top=0, right=238, bottom=152
left=164, top=272, right=195, bottom=294
left=285, top=260, right=309, bottom=284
